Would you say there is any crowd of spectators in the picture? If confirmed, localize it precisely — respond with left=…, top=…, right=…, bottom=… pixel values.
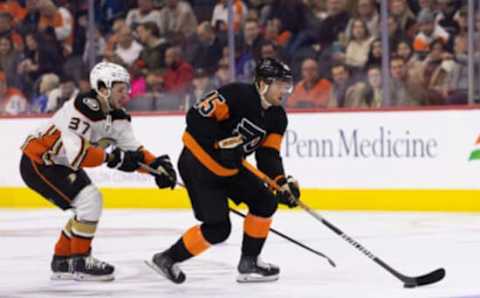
left=0, top=0, right=478, bottom=115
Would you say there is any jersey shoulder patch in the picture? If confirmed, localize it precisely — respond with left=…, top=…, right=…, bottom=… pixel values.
left=109, top=108, right=131, bottom=122
left=265, top=106, right=288, bottom=134
left=73, top=92, right=105, bottom=121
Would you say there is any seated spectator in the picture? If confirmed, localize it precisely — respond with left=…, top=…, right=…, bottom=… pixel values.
left=263, top=18, right=291, bottom=48
left=30, top=73, right=59, bottom=113
left=184, top=67, right=214, bottom=110
left=82, top=28, right=106, bottom=64
left=444, top=34, right=470, bottom=104
left=136, top=21, right=170, bottom=73
left=189, top=21, right=224, bottom=74
left=389, top=0, right=416, bottom=38
left=266, top=0, right=307, bottom=36
left=343, top=18, right=374, bottom=74
left=212, top=57, right=231, bottom=88
left=163, top=45, right=193, bottom=93
left=388, top=55, right=420, bottom=106
left=0, top=12, right=23, bottom=50
left=346, top=0, right=379, bottom=38
left=365, top=38, right=382, bottom=69
left=45, top=75, right=78, bottom=112
left=413, top=9, right=450, bottom=55
left=327, top=63, right=355, bottom=108
left=106, top=24, right=143, bottom=66
left=0, top=71, right=27, bottom=115
left=17, top=0, right=39, bottom=36
left=126, top=0, right=161, bottom=30
left=18, top=31, right=64, bottom=98
left=158, top=0, right=198, bottom=40
left=211, top=0, right=248, bottom=33
left=345, top=65, right=383, bottom=108
left=422, top=39, right=453, bottom=105
left=37, top=0, right=74, bottom=56
left=287, top=58, right=332, bottom=108
left=0, top=0, right=26, bottom=25
left=0, top=35, right=22, bottom=87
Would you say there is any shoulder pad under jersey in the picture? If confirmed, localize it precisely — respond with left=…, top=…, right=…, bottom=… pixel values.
left=73, top=92, right=105, bottom=121
left=110, top=108, right=131, bottom=122
left=265, top=105, right=288, bottom=134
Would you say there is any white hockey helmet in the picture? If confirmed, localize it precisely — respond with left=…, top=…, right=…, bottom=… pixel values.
left=89, top=61, right=130, bottom=95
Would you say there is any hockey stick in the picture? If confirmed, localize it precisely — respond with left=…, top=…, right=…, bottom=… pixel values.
left=138, top=162, right=336, bottom=267
left=241, top=160, right=445, bottom=288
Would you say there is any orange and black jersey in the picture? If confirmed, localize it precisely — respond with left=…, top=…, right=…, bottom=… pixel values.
left=183, top=82, right=287, bottom=181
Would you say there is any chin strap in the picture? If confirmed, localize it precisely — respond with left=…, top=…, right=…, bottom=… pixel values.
left=97, top=89, right=113, bottom=113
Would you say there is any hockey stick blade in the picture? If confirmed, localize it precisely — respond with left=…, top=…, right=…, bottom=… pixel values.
left=402, top=268, right=445, bottom=288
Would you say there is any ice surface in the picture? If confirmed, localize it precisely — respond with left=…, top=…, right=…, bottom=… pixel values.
left=0, top=209, right=478, bottom=298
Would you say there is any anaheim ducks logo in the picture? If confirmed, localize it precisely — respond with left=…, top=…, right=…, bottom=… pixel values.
left=83, top=97, right=100, bottom=111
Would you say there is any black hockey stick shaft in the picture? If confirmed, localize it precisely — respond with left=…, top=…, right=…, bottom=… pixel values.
left=241, top=160, right=445, bottom=288
left=139, top=162, right=335, bottom=267
left=229, top=207, right=336, bottom=267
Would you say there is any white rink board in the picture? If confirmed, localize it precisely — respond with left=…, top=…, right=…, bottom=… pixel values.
left=2, top=109, right=480, bottom=189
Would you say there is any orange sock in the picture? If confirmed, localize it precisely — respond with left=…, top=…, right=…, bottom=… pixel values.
left=182, top=225, right=211, bottom=256
left=54, top=232, right=71, bottom=256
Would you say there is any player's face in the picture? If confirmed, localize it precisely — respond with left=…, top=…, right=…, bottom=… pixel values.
left=265, top=79, right=293, bottom=106
left=110, top=82, right=130, bottom=109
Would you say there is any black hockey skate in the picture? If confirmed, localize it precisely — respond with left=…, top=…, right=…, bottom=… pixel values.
left=72, top=255, right=115, bottom=281
left=145, top=252, right=186, bottom=284
left=51, top=255, right=73, bottom=280
left=237, top=255, right=280, bottom=283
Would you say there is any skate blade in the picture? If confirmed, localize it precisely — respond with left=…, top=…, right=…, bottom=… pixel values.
left=236, top=273, right=279, bottom=283
left=73, top=272, right=114, bottom=282
left=51, top=272, right=74, bottom=281
left=144, top=260, right=185, bottom=284
left=145, top=260, right=167, bottom=278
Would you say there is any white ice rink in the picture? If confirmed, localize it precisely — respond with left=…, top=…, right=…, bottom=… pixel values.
left=0, top=209, right=479, bottom=298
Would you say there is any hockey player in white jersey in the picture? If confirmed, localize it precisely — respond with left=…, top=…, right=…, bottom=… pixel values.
left=19, top=61, right=177, bottom=281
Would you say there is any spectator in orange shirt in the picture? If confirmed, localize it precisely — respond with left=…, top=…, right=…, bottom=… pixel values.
left=0, top=0, right=26, bottom=24
left=0, top=12, right=23, bottom=50
left=0, top=71, right=28, bottom=115
left=287, top=58, right=332, bottom=109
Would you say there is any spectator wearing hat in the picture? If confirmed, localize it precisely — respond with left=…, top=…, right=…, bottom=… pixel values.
left=413, top=9, right=450, bottom=54
left=0, top=71, right=28, bottom=115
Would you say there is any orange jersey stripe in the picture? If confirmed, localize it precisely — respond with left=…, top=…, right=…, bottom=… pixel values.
left=261, top=133, right=283, bottom=152
left=182, top=225, right=211, bottom=256
left=183, top=131, right=238, bottom=177
left=80, top=146, right=105, bottom=167
left=244, top=213, right=272, bottom=238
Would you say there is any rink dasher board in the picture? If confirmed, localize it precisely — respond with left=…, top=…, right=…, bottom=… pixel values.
left=1, top=109, right=480, bottom=211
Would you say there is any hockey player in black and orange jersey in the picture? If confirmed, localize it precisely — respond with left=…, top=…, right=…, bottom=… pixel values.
left=19, top=61, right=177, bottom=281
left=147, top=58, right=301, bottom=283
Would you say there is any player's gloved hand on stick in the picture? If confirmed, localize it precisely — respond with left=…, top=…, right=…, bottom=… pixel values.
left=216, top=135, right=244, bottom=168
left=276, top=175, right=300, bottom=208
left=106, top=148, right=144, bottom=172
left=150, top=155, right=177, bottom=189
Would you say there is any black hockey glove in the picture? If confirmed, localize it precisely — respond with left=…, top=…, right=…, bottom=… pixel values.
left=276, top=176, right=300, bottom=208
left=106, top=148, right=144, bottom=172
left=216, top=135, right=244, bottom=168
left=150, top=155, right=177, bottom=189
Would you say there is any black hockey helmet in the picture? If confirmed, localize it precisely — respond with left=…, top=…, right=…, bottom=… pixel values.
left=254, top=58, right=292, bottom=84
